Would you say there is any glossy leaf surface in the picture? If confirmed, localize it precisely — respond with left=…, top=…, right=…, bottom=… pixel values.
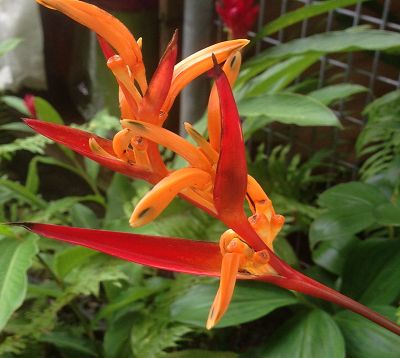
left=253, top=309, right=345, bottom=358
left=171, top=281, right=297, bottom=328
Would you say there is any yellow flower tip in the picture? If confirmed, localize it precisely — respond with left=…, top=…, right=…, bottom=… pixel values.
left=88, top=138, right=116, bottom=160
left=137, top=37, right=142, bottom=49
left=107, top=54, right=125, bottom=70
left=129, top=207, right=152, bottom=228
left=36, top=0, right=56, bottom=10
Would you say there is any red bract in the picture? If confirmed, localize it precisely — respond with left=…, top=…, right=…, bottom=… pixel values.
left=13, top=222, right=400, bottom=335
left=216, top=0, right=260, bottom=38
left=23, top=94, right=36, bottom=117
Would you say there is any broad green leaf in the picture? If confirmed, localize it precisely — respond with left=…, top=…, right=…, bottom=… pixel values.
left=34, top=97, right=63, bottom=124
left=312, top=236, right=357, bottom=275
left=170, top=281, right=298, bottom=328
left=237, top=55, right=319, bottom=98
left=252, top=309, right=345, bottom=358
left=310, top=213, right=362, bottom=247
left=335, top=307, right=400, bottom=358
left=70, top=203, right=100, bottom=229
left=167, top=350, right=238, bottom=358
left=104, top=312, right=135, bottom=358
left=42, top=195, right=102, bottom=221
left=236, top=58, right=278, bottom=89
left=95, top=286, right=155, bottom=322
left=253, top=0, right=367, bottom=40
left=0, top=238, right=38, bottom=331
left=317, top=182, right=388, bottom=210
left=239, top=93, right=340, bottom=135
left=104, top=174, right=139, bottom=225
left=308, top=84, right=367, bottom=105
left=341, top=239, right=400, bottom=305
left=40, top=331, right=97, bottom=357
left=375, top=202, right=400, bottom=226
left=0, top=38, right=21, bottom=57
left=249, top=30, right=400, bottom=65
left=1, top=95, right=29, bottom=115
left=54, top=246, right=99, bottom=279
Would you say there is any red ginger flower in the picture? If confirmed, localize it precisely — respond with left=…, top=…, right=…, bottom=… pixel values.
left=216, top=0, right=260, bottom=38
left=17, top=0, right=400, bottom=335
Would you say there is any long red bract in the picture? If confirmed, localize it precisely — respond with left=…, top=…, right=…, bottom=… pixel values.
left=18, top=223, right=222, bottom=276
left=24, top=119, right=161, bottom=183
left=140, top=31, right=178, bottom=123
left=212, top=60, right=248, bottom=223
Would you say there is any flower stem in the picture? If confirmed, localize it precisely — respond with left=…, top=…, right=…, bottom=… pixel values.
left=261, top=272, right=400, bottom=336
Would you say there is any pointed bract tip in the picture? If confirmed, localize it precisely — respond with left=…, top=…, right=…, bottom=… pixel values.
left=211, top=53, right=223, bottom=78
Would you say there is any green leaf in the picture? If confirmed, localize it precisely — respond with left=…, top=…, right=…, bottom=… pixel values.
left=254, top=0, right=367, bottom=40
left=167, top=350, right=238, bottom=358
left=95, top=286, right=155, bottom=322
left=375, top=202, right=400, bottom=226
left=308, top=84, right=367, bottom=105
left=34, top=97, right=63, bottom=124
left=70, top=203, right=100, bottom=229
left=0, top=178, right=47, bottom=209
left=319, top=182, right=388, bottom=208
left=104, top=174, right=138, bottom=225
left=0, top=38, right=21, bottom=57
left=239, top=93, right=340, bottom=135
left=1, top=95, right=29, bottom=115
left=249, top=29, right=400, bottom=65
left=40, top=331, right=97, bottom=357
left=54, top=246, right=99, bottom=279
left=341, top=239, right=400, bottom=305
left=131, top=316, right=191, bottom=358
left=0, top=134, right=52, bottom=159
left=335, top=307, right=400, bottom=358
left=25, top=156, right=84, bottom=194
left=312, top=236, right=357, bottom=275
left=252, top=309, right=345, bottom=358
left=42, top=195, right=102, bottom=221
left=237, top=55, right=320, bottom=98
left=0, top=122, right=33, bottom=133
left=0, top=238, right=38, bottom=331
left=170, top=281, right=298, bottom=328
left=104, top=312, right=135, bottom=358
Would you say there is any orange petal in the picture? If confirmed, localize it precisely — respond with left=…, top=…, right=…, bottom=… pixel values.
left=162, top=39, right=249, bottom=115
left=130, top=168, right=211, bottom=227
left=246, top=175, right=274, bottom=218
left=121, top=120, right=212, bottom=173
left=37, top=0, right=143, bottom=77
left=208, top=51, right=242, bottom=152
left=184, top=122, right=219, bottom=164
left=107, top=55, right=142, bottom=115
left=206, top=253, right=241, bottom=329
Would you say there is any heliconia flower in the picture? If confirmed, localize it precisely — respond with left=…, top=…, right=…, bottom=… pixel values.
left=21, top=0, right=400, bottom=335
left=216, top=0, right=260, bottom=39
left=22, top=64, right=400, bottom=334
left=36, top=0, right=248, bottom=177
